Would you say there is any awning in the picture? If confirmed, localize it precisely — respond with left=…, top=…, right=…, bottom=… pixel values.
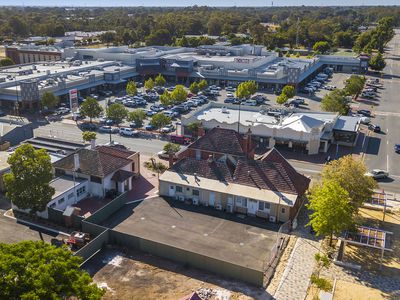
left=111, top=170, right=135, bottom=182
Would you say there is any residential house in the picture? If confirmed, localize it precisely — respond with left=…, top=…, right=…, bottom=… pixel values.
left=160, top=128, right=310, bottom=223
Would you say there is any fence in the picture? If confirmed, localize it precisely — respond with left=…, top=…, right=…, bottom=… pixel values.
left=47, top=207, right=84, bottom=229
left=76, top=229, right=110, bottom=265
left=84, top=192, right=128, bottom=225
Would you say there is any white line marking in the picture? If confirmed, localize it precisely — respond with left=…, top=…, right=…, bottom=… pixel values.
left=387, top=154, right=389, bottom=172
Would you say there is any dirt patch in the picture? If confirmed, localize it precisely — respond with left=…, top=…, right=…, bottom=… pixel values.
left=0, top=46, right=5, bottom=59
left=86, top=248, right=272, bottom=300
left=333, top=280, right=388, bottom=300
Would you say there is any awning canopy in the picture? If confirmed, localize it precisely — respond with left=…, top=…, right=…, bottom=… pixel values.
left=111, top=170, right=135, bottom=182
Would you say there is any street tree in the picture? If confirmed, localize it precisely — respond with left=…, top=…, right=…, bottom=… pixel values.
left=170, top=85, right=188, bottom=103
left=369, top=52, right=386, bottom=71
left=0, top=57, right=14, bottom=66
left=40, top=91, right=59, bottom=109
left=3, top=144, right=55, bottom=215
left=276, top=94, right=289, bottom=105
left=0, top=241, right=104, bottom=299
left=150, top=113, right=171, bottom=129
left=159, top=91, right=173, bottom=106
left=307, top=180, right=354, bottom=246
left=189, top=82, right=199, bottom=94
left=344, top=75, right=365, bottom=97
left=79, top=97, right=103, bottom=123
left=321, top=89, right=349, bottom=115
left=163, top=142, right=181, bottom=154
left=127, top=109, right=146, bottom=128
left=313, top=41, right=331, bottom=54
left=236, top=81, right=257, bottom=99
left=198, top=79, right=208, bottom=91
left=126, top=81, right=138, bottom=96
left=82, top=131, right=97, bottom=142
left=281, top=85, right=296, bottom=98
left=321, top=155, right=377, bottom=213
left=144, top=78, right=154, bottom=90
left=155, top=73, right=166, bottom=86
left=106, top=103, right=128, bottom=126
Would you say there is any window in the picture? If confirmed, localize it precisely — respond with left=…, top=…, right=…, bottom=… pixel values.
left=49, top=203, right=56, bottom=208
left=259, top=202, right=271, bottom=210
left=175, top=186, right=183, bottom=193
left=77, top=186, right=86, bottom=197
left=68, top=193, right=74, bottom=199
left=236, top=197, right=247, bottom=207
left=192, top=189, right=200, bottom=196
left=91, top=176, right=102, bottom=184
left=281, top=207, right=286, bottom=214
left=58, top=198, right=65, bottom=205
left=55, top=168, right=65, bottom=176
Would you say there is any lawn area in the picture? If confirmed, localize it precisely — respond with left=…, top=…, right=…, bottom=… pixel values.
left=333, top=51, right=357, bottom=57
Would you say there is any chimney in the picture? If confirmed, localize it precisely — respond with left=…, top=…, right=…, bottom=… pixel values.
left=243, top=128, right=254, bottom=160
left=73, top=153, right=80, bottom=171
left=197, top=123, right=205, bottom=137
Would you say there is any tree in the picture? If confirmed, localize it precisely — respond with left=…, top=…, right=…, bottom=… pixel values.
left=189, top=82, right=199, bottom=94
left=236, top=81, right=257, bottom=99
left=170, top=85, right=188, bottom=103
left=144, top=78, right=154, bottom=90
left=106, top=103, right=128, bottom=126
left=0, top=57, right=14, bottom=66
left=150, top=113, right=171, bottom=129
left=281, top=85, right=295, bottom=98
left=321, top=89, right=349, bottom=115
left=186, top=121, right=201, bottom=137
left=127, top=109, right=146, bottom=128
left=82, top=131, right=96, bottom=142
left=40, top=91, right=59, bottom=109
left=369, top=52, right=386, bottom=71
left=80, top=97, right=103, bottom=123
left=155, top=74, right=166, bottom=86
left=160, top=91, right=173, bottom=106
left=307, top=180, right=354, bottom=246
left=313, top=41, right=331, bottom=54
left=3, top=144, right=55, bottom=215
left=0, top=241, right=104, bottom=299
left=198, top=79, right=208, bottom=91
left=126, top=81, right=137, bottom=96
left=344, top=75, right=365, bottom=97
left=163, top=142, right=181, bottom=154
left=276, top=94, right=289, bottom=105
left=321, top=155, right=377, bottom=213
left=99, top=31, right=117, bottom=46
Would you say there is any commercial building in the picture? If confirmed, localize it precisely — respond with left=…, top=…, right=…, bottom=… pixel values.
left=5, top=45, right=62, bottom=65
left=159, top=128, right=310, bottom=223
left=181, top=102, right=360, bottom=155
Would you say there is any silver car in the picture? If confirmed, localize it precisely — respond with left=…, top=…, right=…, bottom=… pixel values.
left=365, top=169, right=389, bottom=180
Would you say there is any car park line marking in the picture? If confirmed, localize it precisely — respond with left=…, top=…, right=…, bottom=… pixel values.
left=387, top=154, right=389, bottom=172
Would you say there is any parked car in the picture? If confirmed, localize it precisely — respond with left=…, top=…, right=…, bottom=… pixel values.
left=120, top=127, right=139, bottom=136
left=243, top=99, right=257, bottom=106
left=99, top=126, right=119, bottom=133
left=161, top=124, right=175, bottom=133
left=163, top=110, right=176, bottom=118
left=225, top=86, right=236, bottom=92
left=357, top=109, right=371, bottom=117
left=368, top=124, right=381, bottom=132
left=359, top=116, right=371, bottom=124
left=80, top=122, right=97, bottom=131
left=145, top=124, right=155, bottom=131
left=146, top=110, right=157, bottom=117
left=55, top=107, right=70, bottom=115
left=170, top=134, right=192, bottom=145
left=395, top=144, right=400, bottom=153
left=157, top=150, right=178, bottom=160
left=365, top=169, right=389, bottom=180
left=224, top=97, right=234, bottom=103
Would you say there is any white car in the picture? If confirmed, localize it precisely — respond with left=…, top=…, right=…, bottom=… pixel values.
left=161, top=124, right=175, bottom=133
left=55, top=107, right=70, bottom=115
left=243, top=100, right=257, bottom=106
left=365, top=169, right=389, bottom=180
left=226, top=92, right=235, bottom=98
left=359, top=117, right=371, bottom=124
left=119, top=127, right=138, bottom=136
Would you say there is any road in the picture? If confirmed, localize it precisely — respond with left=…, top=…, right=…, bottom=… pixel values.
left=363, top=29, right=400, bottom=193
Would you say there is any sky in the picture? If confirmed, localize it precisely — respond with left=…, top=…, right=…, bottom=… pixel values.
left=1, top=0, right=399, bottom=7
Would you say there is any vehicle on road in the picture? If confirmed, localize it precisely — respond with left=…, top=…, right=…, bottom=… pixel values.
left=99, top=126, right=119, bottom=134
left=145, top=124, right=155, bottom=131
left=368, top=124, right=381, bottom=132
left=55, top=107, right=70, bottom=115
left=119, top=127, right=139, bottom=136
left=80, top=122, right=97, bottom=131
left=224, top=97, right=234, bottom=103
left=161, top=124, right=175, bottom=133
left=170, top=134, right=192, bottom=145
left=365, top=169, right=389, bottom=180
left=395, top=144, right=400, bottom=153
left=157, top=150, right=178, bottom=160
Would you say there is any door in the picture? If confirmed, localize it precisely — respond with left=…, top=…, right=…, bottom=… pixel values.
left=169, top=185, right=175, bottom=197
left=227, top=196, right=234, bottom=213
left=248, top=199, right=258, bottom=215
left=209, top=192, right=215, bottom=207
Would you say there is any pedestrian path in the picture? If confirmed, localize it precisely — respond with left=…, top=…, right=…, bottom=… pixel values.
left=273, top=235, right=320, bottom=300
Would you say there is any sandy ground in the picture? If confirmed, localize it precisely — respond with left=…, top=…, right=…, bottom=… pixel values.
left=333, top=280, right=389, bottom=300
left=87, top=248, right=271, bottom=300
left=0, top=46, right=5, bottom=58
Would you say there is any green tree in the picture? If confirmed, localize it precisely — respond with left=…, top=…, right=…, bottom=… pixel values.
left=40, top=91, right=59, bottom=109
left=82, top=131, right=97, bottom=142
left=321, top=155, right=377, bottom=213
left=276, top=94, right=289, bottom=105
left=126, top=81, right=137, bottom=96
left=321, top=89, right=349, bottom=115
left=0, top=241, right=104, bottom=299
left=198, top=79, right=208, bottom=91
left=99, top=31, right=117, bottom=46
left=186, top=121, right=201, bottom=137
left=369, top=52, right=386, bottom=71
left=106, top=103, right=128, bottom=126
left=160, top=90, right=173, bottom=106
left=80, top=97, right=103, bottom=123
left=189, top=82, right=199, bottom=94
left=3, top=144, right=55, bottom=215
left=127, top=109, right=146, bottom=128
left=313, top=41, right=331, bottom=54
left=236, top=81, right=257, bottom=99
left=144, top=78, right=154, bottom=90
left=150, top=113, right=171, bottom=129
left=307, top=180, right=354, bottom=246
left=155, top=74, right=166, bottom=86
left=281, top=85, right=295, bottom=98
left=163, top=142, right=181, bottom=154
left=344, top=75, right=365, bottom=97
left=0, top=57, right=14, bottom=66
left=170, top=85, right=188, bottom=103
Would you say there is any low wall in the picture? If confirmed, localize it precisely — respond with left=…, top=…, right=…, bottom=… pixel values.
left=47, top=207, right=83, bottom=229
left=109, top=230, right=264, bottom=287
left=76, top=229, right=109, bottom=265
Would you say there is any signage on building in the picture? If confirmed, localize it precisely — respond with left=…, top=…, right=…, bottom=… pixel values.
left=69, top=89, right=79, bottom=116
left=234, top=58, right=252, bottom=64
